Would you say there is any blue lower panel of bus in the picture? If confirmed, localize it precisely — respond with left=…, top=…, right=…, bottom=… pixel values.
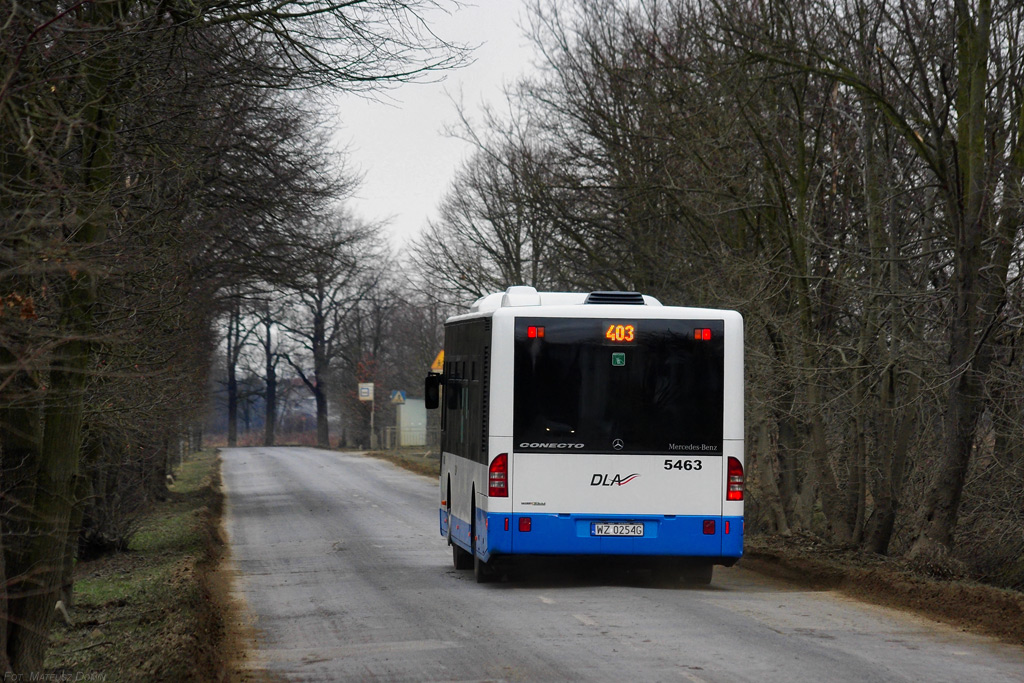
left=480, top=512, right=743, bottom=561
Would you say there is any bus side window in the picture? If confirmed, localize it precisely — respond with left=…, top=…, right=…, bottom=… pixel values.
left=447, top=378, right=461, bottom=409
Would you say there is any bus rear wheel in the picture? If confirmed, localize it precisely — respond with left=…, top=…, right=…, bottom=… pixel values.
left=652, top=561, right=713, bottom=586
left=452, top=542, right=472, bottom=570
left=473, top=548, right=494, bottom=583
left=684, top=563, right=713, bottom=585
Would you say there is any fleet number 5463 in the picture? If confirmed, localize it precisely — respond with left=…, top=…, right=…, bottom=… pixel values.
left=664, top=459, right=702, bottom=471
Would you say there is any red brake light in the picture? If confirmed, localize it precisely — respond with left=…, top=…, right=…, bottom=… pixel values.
left=727, top=456, right=744, bottom=501
left=489, top=453, right=508, bottom=497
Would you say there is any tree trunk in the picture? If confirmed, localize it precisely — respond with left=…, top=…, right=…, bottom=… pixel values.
left=774, top=412, right=812, bottom=530
left=225, top=296, right=250, bottom=448
left=909, top=362, right=986, bottom=559
left=149, top=439, right=170, bottom=502
left=60, top=474, right=91, bottom=609
left=846, top=410, right=867, bottom=546
left=908, top=0, right=996, bottom=560
left=227, top=328, right=239, bottom=447
left=858, top=94, right=916, bottom=556
left=313, top=311, right=330, bottom=448
left=863, top=367, right=920, bottom=554
left=770, top=325, right=815, bottom=532
left=0, top=533, right=7, bottom=675
left=754, top=418, right=790, bottom=535
left=796, top=273, right=849, bottom=543
left=7, top=338, right=91, bottom=673
left=7, top=1, right=114, bottom=661
left=0, top=353, right=42, bottom=583
left=314, top=380, right=330, bottom=448
left=264, top=362, right=277, bottom=446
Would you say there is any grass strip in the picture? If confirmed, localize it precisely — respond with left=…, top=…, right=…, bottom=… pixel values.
left=361, top=448, right=439, bottom=478
left=45, top=449, right=227, bottom=681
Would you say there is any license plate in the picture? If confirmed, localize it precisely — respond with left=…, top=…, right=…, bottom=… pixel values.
left=591, top=523, right=644, bottom=537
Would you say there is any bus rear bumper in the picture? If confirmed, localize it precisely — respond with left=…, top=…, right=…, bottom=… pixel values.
left=482, top=512, right=743, bottom=562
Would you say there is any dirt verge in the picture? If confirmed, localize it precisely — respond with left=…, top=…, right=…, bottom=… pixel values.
left=743, top=534, right=1024, bottom=646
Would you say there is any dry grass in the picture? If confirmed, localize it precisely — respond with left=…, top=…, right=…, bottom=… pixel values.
left=361, top=447, right=440, bottom=477
left=45, top=449, right=228, bottom=681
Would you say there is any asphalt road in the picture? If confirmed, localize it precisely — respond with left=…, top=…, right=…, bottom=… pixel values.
left=221, top=447, right=1024, bottom=682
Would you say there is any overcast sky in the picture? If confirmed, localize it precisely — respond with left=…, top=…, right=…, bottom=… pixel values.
left=333, top=1, right=538, bottom=250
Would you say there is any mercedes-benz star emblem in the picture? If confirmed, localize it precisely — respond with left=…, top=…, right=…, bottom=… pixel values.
left=612, top=439, right=624, bottom=451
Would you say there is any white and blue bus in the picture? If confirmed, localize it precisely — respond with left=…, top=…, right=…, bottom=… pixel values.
left=425, top=287, right=744, bottom=583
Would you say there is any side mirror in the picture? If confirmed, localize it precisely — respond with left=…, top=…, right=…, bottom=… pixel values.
left=425, top=373, right=442, bottom=409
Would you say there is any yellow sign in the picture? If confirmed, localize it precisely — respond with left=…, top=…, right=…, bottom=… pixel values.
left=430, top=350, right=444, bottom=373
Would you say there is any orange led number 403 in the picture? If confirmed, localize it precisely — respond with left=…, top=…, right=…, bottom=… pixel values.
left=605, top=323, right=635, bottom=343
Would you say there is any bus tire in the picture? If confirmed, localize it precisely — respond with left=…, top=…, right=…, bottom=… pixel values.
left=651, top=564, right=682, bottom=585
left=453, top=542, right=472, bottom=570
left=684, top=564, right=713, bottom=585
left=473, top=549, right=493, bottom=583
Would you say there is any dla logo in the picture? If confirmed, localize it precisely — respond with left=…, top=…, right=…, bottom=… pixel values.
left=590, top=473, right=640, bottom=487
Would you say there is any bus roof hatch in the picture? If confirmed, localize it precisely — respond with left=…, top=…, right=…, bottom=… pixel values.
left=584, top=291, right=647, bottom=305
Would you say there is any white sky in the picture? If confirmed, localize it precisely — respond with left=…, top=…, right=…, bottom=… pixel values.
left=333, top=1, right=538, bottom=250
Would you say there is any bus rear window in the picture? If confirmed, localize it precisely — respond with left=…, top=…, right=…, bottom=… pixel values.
left=513, top=318, right=724, bottom=454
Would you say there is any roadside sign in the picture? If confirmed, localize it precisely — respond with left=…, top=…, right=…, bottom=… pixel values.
left=390, top=390, right=406, bottom=404
left=430, top=350, right=444, bottom=373
left=358, top=382, right=374, bottom=401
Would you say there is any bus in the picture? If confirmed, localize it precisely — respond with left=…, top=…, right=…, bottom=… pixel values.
left=425, top=286, right=744, bottom=583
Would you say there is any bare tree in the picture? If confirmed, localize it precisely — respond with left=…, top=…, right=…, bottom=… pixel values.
left=1, top=0, right=466, bottom=671
left=253, top=296, right=290, bottom=447
left=712, top=0, right=1024, bottom=561
left=279, top=213, right=386, bottom=448
left=412, top=98, right=570, bottom=302
left=415, top=0, right=1023, bottom=575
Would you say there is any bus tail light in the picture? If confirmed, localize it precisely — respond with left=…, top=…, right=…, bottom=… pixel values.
left=489, top=453, right=509, bottom=497
left=726, top=457, right=744, bottom=501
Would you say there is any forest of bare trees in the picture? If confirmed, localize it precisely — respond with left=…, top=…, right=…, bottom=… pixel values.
left=215, top=213, right=447, bottom=453
left=417, top=0, right=1024, bottom=587
left=4, top=0, right=1022, bottom=675
left=0, top=0, right=464, bottom=674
